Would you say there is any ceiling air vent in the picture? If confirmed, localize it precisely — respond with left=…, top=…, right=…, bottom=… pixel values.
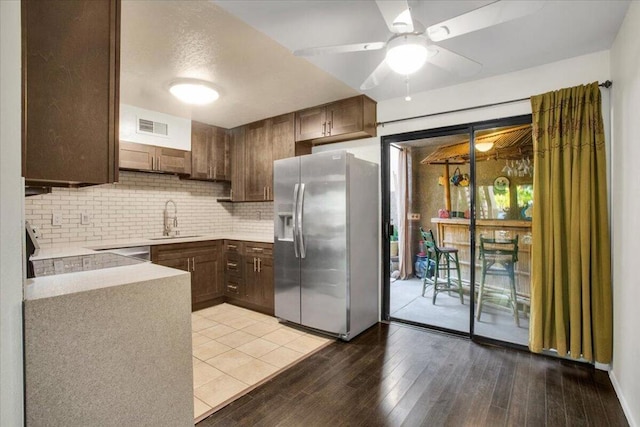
left=137, top=118, right=169, bottom=137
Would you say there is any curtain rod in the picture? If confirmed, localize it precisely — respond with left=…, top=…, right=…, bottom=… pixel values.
left=377, top=80, right=613, bottom=128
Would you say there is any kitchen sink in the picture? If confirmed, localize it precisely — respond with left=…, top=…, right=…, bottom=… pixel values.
left=148, top=235, right=202, bottom=240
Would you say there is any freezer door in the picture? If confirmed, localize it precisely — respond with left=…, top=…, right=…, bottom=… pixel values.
left=274, top=156, right=301, bottom=324
left=299, top=151, right=348, bottom=335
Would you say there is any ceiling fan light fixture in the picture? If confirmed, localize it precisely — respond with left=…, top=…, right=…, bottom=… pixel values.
left=475, top=141, right=494, bottom=152
left=386, top=35, right=429, bottom=75
left=169, top=78, right=219, bottom=105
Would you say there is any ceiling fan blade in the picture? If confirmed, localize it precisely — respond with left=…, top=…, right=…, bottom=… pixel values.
left=294, top=42, right=386, bottom=57
left=360, top=59, right=391, bottom=91
left=428, top=46, right=482, bottom=77
left=376, top=0, right=414, bottom=34
left=426, top=1, right=545, bottom=42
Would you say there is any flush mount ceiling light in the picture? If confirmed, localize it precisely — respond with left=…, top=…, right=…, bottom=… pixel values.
left=475, top=140, right=495, bottom=152
left=385, top=34, right=434, bottom=75
left=168, top=79, right=219, bottom=105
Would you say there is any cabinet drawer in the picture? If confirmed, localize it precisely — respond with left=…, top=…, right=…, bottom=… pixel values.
left=225, top=279, right=244, bottom=296
left=224, top=240, right=244, bottom=254
left=224, top=254, right=243, bottom=275
left=244, top=242, right=273, bottom=257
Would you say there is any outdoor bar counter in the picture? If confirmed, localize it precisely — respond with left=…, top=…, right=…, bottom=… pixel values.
left=430, top=218, right=533, bottom=300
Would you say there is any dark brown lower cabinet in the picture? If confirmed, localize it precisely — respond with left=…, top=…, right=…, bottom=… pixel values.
left=225, top=240, right=274, bottom=315
left=151, top=239, right=273, bottom=313
left=151, top=241, right=223, bottom=311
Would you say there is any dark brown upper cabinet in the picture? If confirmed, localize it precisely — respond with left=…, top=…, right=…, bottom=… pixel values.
left=189, top=121, right=230, bottom=182
left=22, top=0, right=120, bottom=187
left=230, top=113, right=310, bottom=202
left=294, top=95, right=377, bottom=146
left=119, top=141, right=191, bottom=175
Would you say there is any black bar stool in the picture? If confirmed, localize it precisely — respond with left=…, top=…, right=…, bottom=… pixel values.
left=420, top=227, right=463, bottom=305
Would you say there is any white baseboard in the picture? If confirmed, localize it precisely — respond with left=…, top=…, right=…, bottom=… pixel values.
left=609, top=370, right=637, bottom=427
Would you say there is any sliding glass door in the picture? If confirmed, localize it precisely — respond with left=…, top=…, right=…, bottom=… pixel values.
left=382, top=115, right=533, bottom=347
left=472, top=122, right=533, bottom=346
left=385, top=127, right=472, bottom=335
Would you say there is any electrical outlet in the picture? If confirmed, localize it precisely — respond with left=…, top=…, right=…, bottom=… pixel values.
left=81, top=212, right=91, bottom=225
left=408, top=213, right=421, bottom=221
left=52, top=212, right=62, bottom=226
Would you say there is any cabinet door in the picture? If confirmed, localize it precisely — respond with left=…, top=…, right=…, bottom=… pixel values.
left=22, top=0, right=119, bottom=186
left=295, top=106, right=326, bottom=142
left=244, top=120, right=272, bottom=201
left=157, top=147, right=192, bottom=175
left=119, top=141, right=154, bottom=171
left=244, top=256, right=259, bottom=303
left=190, top=121, right=211, bottom=179
left=192, top=249, right=223, bottom=304
left=211, top=126, right=230, bottom=181
left=257, top=256, right=274, bottom=311
left=230, top=127, right=246, bottom=202
left=327, top=97, right=363, bottom=137
left=271, top=113, right=295, bottom=162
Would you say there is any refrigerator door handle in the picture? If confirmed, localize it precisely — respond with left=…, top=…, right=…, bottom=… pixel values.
left=293, top=183, right=300, bottom=258
left=298, top=183, right=306, bottom=259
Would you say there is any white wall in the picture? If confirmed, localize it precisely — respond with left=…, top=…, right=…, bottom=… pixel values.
left=0, top=1, right=24, bottom=425
left=120, top=104, right=192, bottom=150
left=610, top=2, right=640, bottom=426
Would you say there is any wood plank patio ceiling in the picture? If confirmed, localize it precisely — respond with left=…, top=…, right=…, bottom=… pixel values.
left=420, top=124, right=533, bottom=165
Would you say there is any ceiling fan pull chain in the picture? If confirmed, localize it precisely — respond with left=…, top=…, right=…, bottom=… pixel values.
left=404, top=76, right=412, bottom=102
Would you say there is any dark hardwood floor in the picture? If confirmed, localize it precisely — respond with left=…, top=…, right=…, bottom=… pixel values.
left=197, top=322, right=628, bottom=427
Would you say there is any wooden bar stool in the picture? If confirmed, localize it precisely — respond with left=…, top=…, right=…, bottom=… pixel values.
left=420, top=227, right=464, bottom=305
left=476, top=235, right=520, bottom=326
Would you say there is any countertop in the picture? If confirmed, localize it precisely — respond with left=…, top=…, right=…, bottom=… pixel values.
left=26, top=233, right=273, bottom=301
left=31, top=233, right=274, bottom=261
left=24, top=262, right=189, bottom=301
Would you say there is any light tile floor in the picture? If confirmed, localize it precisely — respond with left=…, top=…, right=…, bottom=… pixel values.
left=191, top=303, right=333, bottom=422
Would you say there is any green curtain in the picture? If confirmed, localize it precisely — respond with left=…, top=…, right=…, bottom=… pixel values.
left=529, top=82, right=612, bottom=364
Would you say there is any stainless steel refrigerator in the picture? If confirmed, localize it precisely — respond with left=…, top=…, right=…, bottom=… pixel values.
left=273, top=150, right=379, bottom=341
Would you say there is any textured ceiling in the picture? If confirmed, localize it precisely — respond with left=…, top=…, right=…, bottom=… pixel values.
left=120, top=1, right=358, bottom=129
left=121, top=0, right=630, bottom=129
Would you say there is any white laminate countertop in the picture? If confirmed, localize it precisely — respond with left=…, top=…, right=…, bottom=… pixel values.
left=24, top=262, right=189, bottom=301
left=26, top=233, right=273, bottom=301
left=31, top=233, right=274, bottom=261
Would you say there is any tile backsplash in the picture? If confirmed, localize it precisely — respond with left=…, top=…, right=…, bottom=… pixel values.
left=25, top=171, right=274, bottom=248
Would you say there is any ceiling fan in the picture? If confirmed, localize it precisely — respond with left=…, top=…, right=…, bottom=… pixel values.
left=294, top=0, right=545, bottom=91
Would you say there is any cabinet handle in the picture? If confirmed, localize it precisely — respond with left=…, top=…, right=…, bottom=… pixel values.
left=263, top=187, right=267, bottom=200
left=151, top=157, right=154, bottom=171
left=192, top=257, right=196, bottom=271
left=213, top=165, right=217, bottom=178
left=253, top=257, right=257, bottom=272
left=208, top=166, right=211, bottom=178
left=258, top=257, right=261, bottom=273
left=187, top=258, right=190, bottom=271
left=156, top=156, right=161, bottom=171
left=322, top=122, right=326, bottom=136
left=228, top=284, right=237, bottom=291
left=227, top=244, right=237, bottom=249
left=251, top=247, right=263, bottom=253
left=227, top=262, right=237, bottom=268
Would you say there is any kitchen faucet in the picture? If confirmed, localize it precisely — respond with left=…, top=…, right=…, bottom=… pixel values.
left=163, top=200, right=178, bottom=236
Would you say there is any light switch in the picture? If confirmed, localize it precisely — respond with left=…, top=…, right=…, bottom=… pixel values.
left=81, top=212, right=90, bottom=225
left=52, top=212, right=62, bottom=226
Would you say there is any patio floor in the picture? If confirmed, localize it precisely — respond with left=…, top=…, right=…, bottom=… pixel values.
left=390, top=277, right=529, bottom=346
